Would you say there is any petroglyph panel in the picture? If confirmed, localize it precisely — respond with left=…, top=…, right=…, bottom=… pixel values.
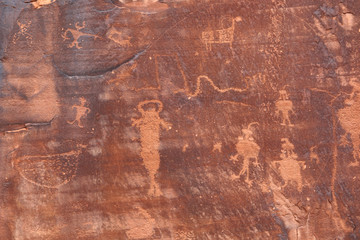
left=1, top=0, right=360, bottom=239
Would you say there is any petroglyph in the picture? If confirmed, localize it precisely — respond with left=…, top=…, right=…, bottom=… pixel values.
left=201, top=16, right=242, bottom=52
left=62, top=22, right=100, bottom=49
left=275, top=89, right=294, bottom=126
left=32, top=0, right=56, bottom=8
left=272, top=138, right=305, bottom=191
left=175, top=230, right=196, bottom=240
left=12, top=21, right=32, bottom=45
left=114, top=0, right=168, bottom=13
left=182, top=143, right=189, bottom=152
left=67, top=97, right=90, bottom=128
left=185, top=75, right=248, bottom=98
left=310, top=146, right=320, bottom=164
left=106, top=26, right=131, bottom=47
left=230, top=123, right=260, bottom=185
left=151, top=54, right=187, bottom=92
left=212, top=142, right=222, bottom=153
left=132, top=100, right=172, bottom=196
left=338, top=79, right=360, bottom=167
left=12, top=149, right=83, bottom=188
left=125, top=207, right=156, bottom=239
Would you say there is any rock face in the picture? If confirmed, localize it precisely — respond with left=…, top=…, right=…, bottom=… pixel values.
left=1, top=0, right=360, bottom=239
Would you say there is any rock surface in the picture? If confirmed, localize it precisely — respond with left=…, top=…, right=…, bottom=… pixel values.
left=1, top=0, right=360, bottom=239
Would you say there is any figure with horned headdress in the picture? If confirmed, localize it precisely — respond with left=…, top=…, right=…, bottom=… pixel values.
left=132, top=100, right=172, bottom=196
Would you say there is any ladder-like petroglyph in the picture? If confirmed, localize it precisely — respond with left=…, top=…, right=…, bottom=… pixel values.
left=275, top=89, right=294, bottom=126
left=62, top=22, right=100, bottom=49
left=132, top=100, right=172, bottom=196
left=272, top=138, right=305, bottom=191
left=230, top=123, right=260, bottom=185
left=67, top=97, right=91, bottom=128
left=175, top=230, right=196, bottom=240
left=201, top=16, right=242, bottom=51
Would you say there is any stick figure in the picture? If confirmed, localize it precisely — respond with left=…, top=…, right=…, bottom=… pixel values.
left=275, top=89, right=294, bottom=126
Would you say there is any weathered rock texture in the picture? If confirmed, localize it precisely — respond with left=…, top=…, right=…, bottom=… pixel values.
left=1, top=0, right=360, bottom=239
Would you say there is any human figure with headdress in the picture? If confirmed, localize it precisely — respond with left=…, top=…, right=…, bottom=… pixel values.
left=132, top=100, right=172, bottom=196
left=230, top=123, right=260, bottom=185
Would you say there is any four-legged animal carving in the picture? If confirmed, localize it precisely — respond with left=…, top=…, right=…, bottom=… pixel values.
left=201, top=16, right=242, bottom=52
left=106, top=26, right=131, bottom=47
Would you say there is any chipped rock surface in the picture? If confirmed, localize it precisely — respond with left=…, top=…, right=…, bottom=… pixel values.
left=1, top=0, right=360, bottom=239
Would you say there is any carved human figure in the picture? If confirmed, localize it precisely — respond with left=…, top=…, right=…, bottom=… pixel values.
left=67, top=97, right=90, bottom=128
left=132, top=100, right=171, bottom=196
left=275, top=89, right=294, bottom=126
left=230, top=123, right=260, bottom=185
left=272, top=138, right=305, bottom=191
left=62, top=21, right=100, bottom=49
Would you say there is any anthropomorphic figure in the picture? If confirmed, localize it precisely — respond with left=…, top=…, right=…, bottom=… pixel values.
left=67, top=97, right=90, bottom=128
left=275, top=89, right=294, bottom=126
left=230, top=123, right=260, bottom=185
left=272, top=138, right=305, bottom=191
left=62, top=21, right=100, bottom=49
left=132, top=100, right=171, bottom=196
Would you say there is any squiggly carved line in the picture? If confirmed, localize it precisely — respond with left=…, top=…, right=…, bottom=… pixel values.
left=187, top=75, right=248, bottom=97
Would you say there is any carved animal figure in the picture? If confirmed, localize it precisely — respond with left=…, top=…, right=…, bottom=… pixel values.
left=106, top=26, right=131, bottom=47
left=62, top=22, right=100, bottom=49
left=275, top=89, right=294, bottom=126
left=132, top=100, right=171, bottom=196
left=230, top=124, right=260, bottom=184
left=201, top=16, right=242, bottom=51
